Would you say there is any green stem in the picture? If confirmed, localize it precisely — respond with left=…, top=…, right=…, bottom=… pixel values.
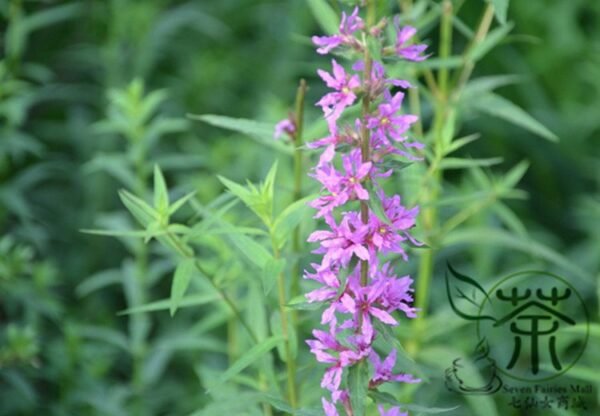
left=290, top=79, right=307, bottom=328
left=163, top=230, right=259, bottom=343
left=359, top=0, right=376, bottom=291
left=438, top=0, right=453, bottom=98
left=451, top=4, right=495, bottom=99
left=272, top=239, right=298, bottom=409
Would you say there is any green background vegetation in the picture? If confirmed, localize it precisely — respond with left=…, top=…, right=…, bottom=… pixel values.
left=1, top=0, right=598, bottom=415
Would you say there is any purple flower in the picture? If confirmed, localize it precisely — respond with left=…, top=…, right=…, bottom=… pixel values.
left=374, top=263, right=417, bottom=318
left=367, top=91, right=418, bottom=143
left=369, top=349, right=421, bottom=388
left=317, top=59, right=361, bottom=122
left=274, top=117, right=295, bottom=139
left=322, top=397, right=339, bottom=416
left=394, top=22, right=428, bottom=62
left=308, top=213, right=370, bottom=268
left=306, top=329, right=366, bottom=393
left=353, top=60, right=413, bottom=94
left=312, top=7, right=364, bottom=54
left=304, top=263, right=340, bottom=303
left=339, top=272, right=398, bottom=341
left=309, top=149, right=372, bottom=217
left=378, top=405, right=408, bottom=416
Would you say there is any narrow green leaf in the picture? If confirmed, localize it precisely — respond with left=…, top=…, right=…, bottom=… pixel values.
left=367, top=183, right=391, bottom=225
left=118, top=189, right=158, bottom=226
left=415, top=56, right=463, bottom=70
left=262, top=258, right=285, bottom=295
left=83, top=153, right=137, bottom=189
left=209, top=336, right=284, bottom=392
left=227, top=228, right=273, bottom=270
left=272, top=195, right=315, bottom=247
left=119, top=293, right=219, bottom=315
left=153, top=164, right=169, bottom=214
left=444, top=133, right=481, bottom=155
left=462, top=75, right=521, bottom=99
left=218, top=175, right=270, bottom=224
left=263, top=161, right=278, bottom=200
left=23, top=3, right=83, bottom=33
left=169, top=191, right=197, bottom=215
left=469, top=23, right=514, bottom=61
left=189, top=114, right=292, bottom=155
left=170, top=258, right=196, bottom=316
left=76, top=269, right=122, bottom=297
left=439, top=157, right=503, bottom=170
left=487, top=0, right=510, bottom=25
left=501, top=160, right=529, bottom=189
left=347, top=360, right=369, bottom=416
left=306, top=0, right=338, bottom=34
left=492, top=202, right=528, bottom=237
left=473, top=93, right=558, bottom=142
left=269, top=310, right=296, bottom=362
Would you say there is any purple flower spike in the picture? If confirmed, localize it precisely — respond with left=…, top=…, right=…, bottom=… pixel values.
left=304, top=6, right=428, bottom=412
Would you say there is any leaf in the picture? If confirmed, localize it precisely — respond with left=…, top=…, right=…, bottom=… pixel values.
left=83, top=153, right=137, bottom=189
left=367, top=182, right=391, bottom=226
left=469, top=23, right=514, bottom=61
left=218, top=175, right=270, bottom=224
left=189, top=114, right=292, bottom=155
left=76, top=269, right=122, bottom=297
left=169, top=191, right=197, bottom=215
left=472, top=93, right=558, bottom=142
left=501, top=160, right=529, bottom=189
left=119, top=293, right=219, bottom=315
left=487, top=0, right=510, bottom=25
left=263, top=161, right=278, bottom=206
left=118, top=190, right=158, bottom=226
left=170, top=258, right=196, bottom=316
left=415, top=56, right=463, bottom=70
left=208, top=336, right=284, bottom=392
left=225, top=227, right=273, bottom=270
left=153, top=164, right=170, bottom=214
left=269, top=310, right=296, bottom=362
left=262, top=258, right=285, bottom=295
left=23, top=3, right=83, bottom=33
left=272, top=195, right=315, bottom=247
left=439, top=157, right=503, bottom=170
left=462, top=75, right=521, bottom=99
left=347, top=360, right=369, bottom=416
left=306, top=0, right=339, bottom=34
left=444, top=133, right=481, bottom=155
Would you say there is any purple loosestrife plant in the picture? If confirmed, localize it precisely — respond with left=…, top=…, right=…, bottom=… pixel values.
left=302, top=5, right=428, bottom=416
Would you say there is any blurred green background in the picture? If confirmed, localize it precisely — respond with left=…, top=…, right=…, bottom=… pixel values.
left=1, top=0, right=598, bottom=415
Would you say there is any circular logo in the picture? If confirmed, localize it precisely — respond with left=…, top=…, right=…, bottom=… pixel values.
left=476, top=271, right=589, bottom=382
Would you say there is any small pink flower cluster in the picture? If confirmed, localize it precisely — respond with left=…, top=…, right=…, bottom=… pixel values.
left=299, top=6, right=428, bottom=416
